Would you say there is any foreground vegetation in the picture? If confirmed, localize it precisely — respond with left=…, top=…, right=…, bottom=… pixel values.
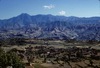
left=0, top=48, right=25, bottom=68
left=0, top=39, right=100, bottom=68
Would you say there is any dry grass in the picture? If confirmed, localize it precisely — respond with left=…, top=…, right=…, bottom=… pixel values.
left=1, top=40, right=100, bottom=68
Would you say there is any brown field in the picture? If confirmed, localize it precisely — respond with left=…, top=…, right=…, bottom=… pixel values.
left=1, top=40, right=100, bottom=68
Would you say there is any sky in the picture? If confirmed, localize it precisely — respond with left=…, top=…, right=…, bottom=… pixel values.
left=0, top=0, right=100, bottom=19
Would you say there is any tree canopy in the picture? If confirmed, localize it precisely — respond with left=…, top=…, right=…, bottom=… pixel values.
left=0, top=48, right=25, bottom=68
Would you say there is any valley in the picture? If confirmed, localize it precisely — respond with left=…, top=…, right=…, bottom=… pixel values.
left=1, top=39, right=100, bottom=68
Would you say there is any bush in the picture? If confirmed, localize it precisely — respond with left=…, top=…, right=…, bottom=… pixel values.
left=0, top=48, right=25, bottom=68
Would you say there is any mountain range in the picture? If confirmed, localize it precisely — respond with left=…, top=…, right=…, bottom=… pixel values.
left=0, top=13, right=100, bottom=40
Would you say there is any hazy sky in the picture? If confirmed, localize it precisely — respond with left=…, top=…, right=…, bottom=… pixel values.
left=0, top=0, right=100, bottom=19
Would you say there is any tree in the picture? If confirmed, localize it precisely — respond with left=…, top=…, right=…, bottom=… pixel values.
left=0, top=48, right=25, bottom=68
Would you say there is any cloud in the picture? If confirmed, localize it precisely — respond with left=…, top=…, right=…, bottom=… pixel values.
left=43, top=4, right=55, bottom=9
left=59, top=10, right=66, bottom=15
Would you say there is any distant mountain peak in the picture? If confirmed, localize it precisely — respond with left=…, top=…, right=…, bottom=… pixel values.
left=0, top=13, right=100, bottom=40
left=19, top=13, right=30, bottom=17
